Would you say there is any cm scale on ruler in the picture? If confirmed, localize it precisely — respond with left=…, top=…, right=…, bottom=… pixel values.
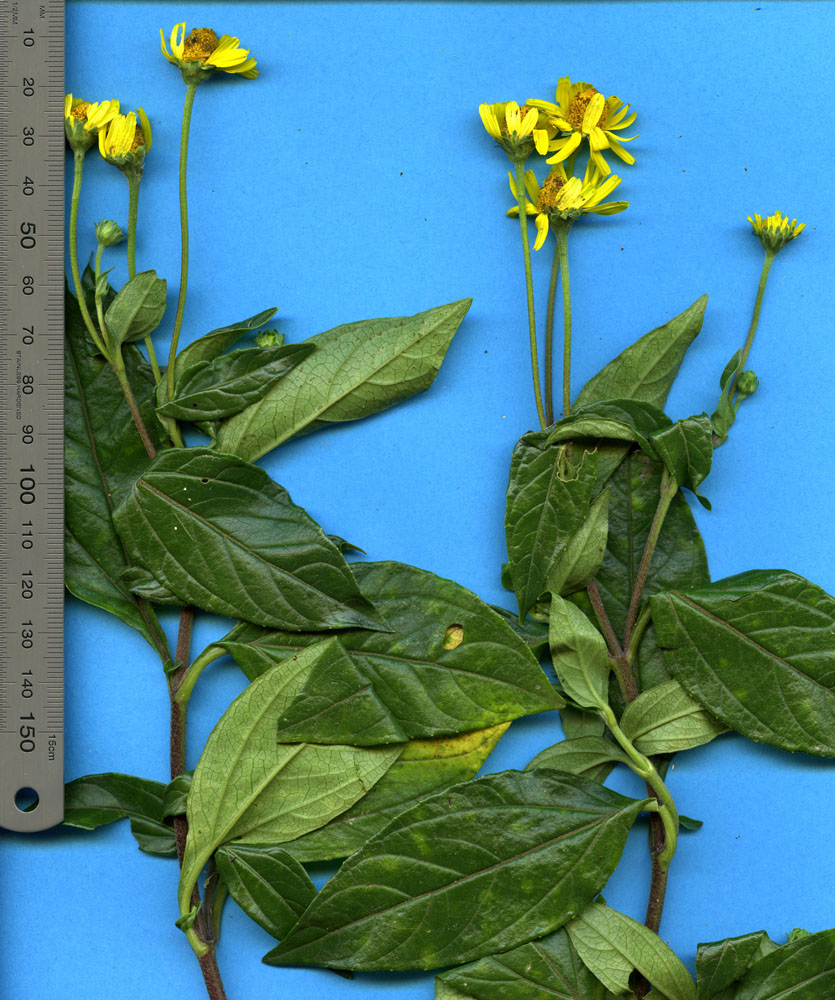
left=0, top=0, right=65, bottom=832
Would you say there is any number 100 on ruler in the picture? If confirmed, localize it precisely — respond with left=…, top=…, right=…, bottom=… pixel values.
left=0, top=0, right=65, bottom=832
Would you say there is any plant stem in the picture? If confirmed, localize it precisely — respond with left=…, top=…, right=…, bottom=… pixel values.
left=68, top=150, right=109, bottom=358
left=555, top=220, right=573, bottom=418
left=622, top=468, right=679, bottom=651
left=126, top=172, right=162, bottom=384
left=543, top=245, right=559, bottom=424
left=734, top=250, right=775, bottom=387
left=166, top=81, right=199, bottom=448
left=587, top=580, right=638, bottom=703
left=112, top=348, right=157, bottom=459
left=603, top=707, right=678, bottom=869
left=174, top=644, right=228, bottom=708
left=513, top=158, right=547, bottom=430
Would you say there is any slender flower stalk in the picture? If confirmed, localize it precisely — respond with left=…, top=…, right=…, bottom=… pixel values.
left=68, top=153, right=109, bottom=358
left=513, top=159, right=547, bottom=430
left=543, top=249, right=559, bottom=424
left=555, top=220, right=573, bottom=418
left=166, top=80, right=198, bottom=447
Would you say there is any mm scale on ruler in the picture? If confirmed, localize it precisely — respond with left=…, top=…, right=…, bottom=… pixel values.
left=0, top=0, right=65, bottom=832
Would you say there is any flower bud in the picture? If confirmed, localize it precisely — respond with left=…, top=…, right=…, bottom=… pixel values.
left=736, top=370, right=758, bottom=397
left=255, top=329, right=284, bottom=348
left=95, top=219, right=126, bottom=247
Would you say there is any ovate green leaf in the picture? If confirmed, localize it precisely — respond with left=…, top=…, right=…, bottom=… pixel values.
left=63, top=772, right=175, bottom=855
left=733, top=928, right=835, bottom=1000
left=112, top=447, right=385, bottom=632
left=64, top=290, right=167, bottom=652
left=104, top=270, right=167, bottom=347
left=279, top=725, right=508, bottom=862
left=215, top=844, right=317, bottom=940
left=620, top=680, right=727, bottom=755
left=505, top=433, right=597, bottom=619
left=548, top=399, right=672, bottom=456
left=575, top=295, right=707, bottom=409
left=436, top=927, right=615, bottom=1000
left=525, top=735, right=632, bottom=784
left=567, top=902, right=697, bottom=1000
left=264, top=770, right=648, bottom=971
left=548, top=488, right=611, bottom=597
left=157, top=343, right=314, bottom=421
left=651, top=571, right=835, bottom=756
left=650, top=414, right=713, bottom=508
left=222, top=560, right=562, bottom=734
left=549, top=594, right=611, bottom=711
left=216, top=299, right=472, bottom=460
left=696, top=930, right=778, bottom=1000
left=178, top=655, right=402, bottom=920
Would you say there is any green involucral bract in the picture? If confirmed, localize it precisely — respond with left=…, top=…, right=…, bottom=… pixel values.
left=264, top=770, right=649, bottom=971
left=111, top=447, right=388, bottom=632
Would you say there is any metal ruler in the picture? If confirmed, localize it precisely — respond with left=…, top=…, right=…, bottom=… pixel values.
left=0, top=0, right=65, bottom=832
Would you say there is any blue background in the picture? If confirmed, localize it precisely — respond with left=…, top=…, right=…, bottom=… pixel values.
left=3, top=1, right=835, bottom=997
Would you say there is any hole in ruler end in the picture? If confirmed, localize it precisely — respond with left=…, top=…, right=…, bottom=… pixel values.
left=14, top=787, right=39, bottom=813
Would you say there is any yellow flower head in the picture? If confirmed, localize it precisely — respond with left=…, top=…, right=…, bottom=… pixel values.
left=160, top=22, right=258, bottom=83
left=98, top=108, right=152, bottom=178
left=748, top=211, right=805, bottom=255
left=64, top=94, right=120, bottom=152
left=528, top=77, right=638, bottom=177
left=507, top=161, right=628, bottom=248
left=479, top=101, right=555, bottom=162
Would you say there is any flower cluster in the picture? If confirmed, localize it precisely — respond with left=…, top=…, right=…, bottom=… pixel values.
left=480, top=77, right=634, bottom=248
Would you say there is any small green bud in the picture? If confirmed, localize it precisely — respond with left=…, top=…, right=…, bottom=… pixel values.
left=737, top=370, right=759, bottom=397
left=788, top=928, right=810, bottom=943
left=95, top=219, right=126, bottom=248
left=255, top=329, right=284, bottom=348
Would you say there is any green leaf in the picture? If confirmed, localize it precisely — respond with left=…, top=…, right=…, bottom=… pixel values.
left=651, top=570, right=835, bottom=756
left=575, top=295, right=708, bottom=409
left=157, top=342, right=315, bottom=421
left=173, top=307, right=279, bottom=375
left=549, top=595, right=611, bottom=711
left=650, top=414, right=713, bottom=508
left=64, top=289, right=167, bottom=653
left=489, top=605, right=550, bottom=654
left=278, top=724, right=509, bottom=862
left=275, top=639, right=409, bottom=745
left=696, top=930, right=778, bottom=1000
left=112, top=447, right=386, bottom=632
left=215, top=844, right=316, bottom=940
left=577, top=450, right=710, bottom=697
left=264, top=770, right=648, bottom=971
left=104, top=270, right=167, bottom=347
left=525, top=735, right=632, bottom=784
left=559, top=706, right=607, bottom=740
left=733, top=928, right=835, bottom=1000
left=161, top=772, right=192, bottom=819
left=548, top=488, right=611, bottom=596
left=178, top=655, right=402, bottom=919
left=436, top=983, right=472, bottom=1000
left=63, top=773, right=175, bottom=855
left=549, top=399, right=672, bottom=457
left=220, top=560, right=562, bottom=735
left=710, top=349, right=743, bottom=441
left=567, top=902, right=697, bottom=1000
left=619, top=680, right=727, bottom=755
left=216, top=298, right=472, bottom=460
left=120, top=565, right=181, bottom=605
left=505, top=433, right=597, bottom=619
left=436, top=926, right=615, bottom=1000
